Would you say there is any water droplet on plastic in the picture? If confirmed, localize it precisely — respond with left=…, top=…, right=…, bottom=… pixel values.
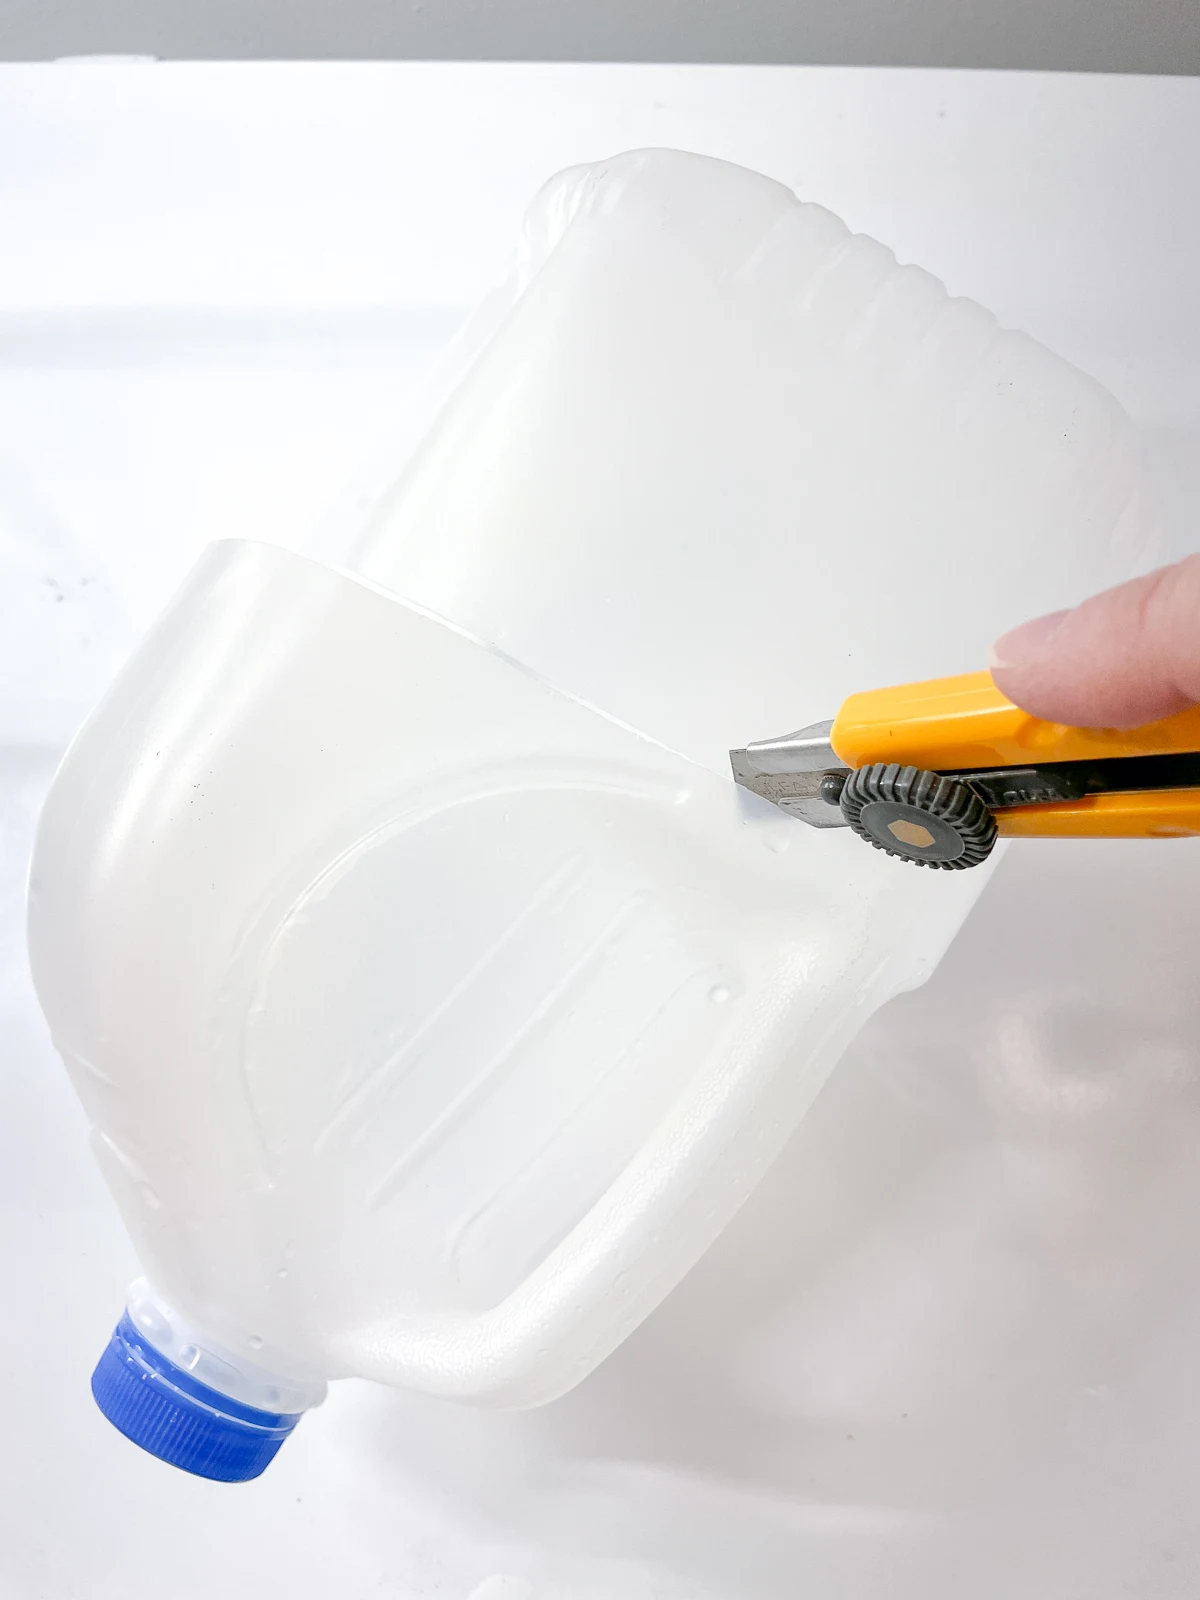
left=276, top=1267, right=289, bottom=1279
left=708, top=983, right=731, bottom=1005
left=763, top=829, right=790, bottom=854
left=179, top=1343, right=200, bottom=1371
left=247, top=1334, right=264, bottom=1351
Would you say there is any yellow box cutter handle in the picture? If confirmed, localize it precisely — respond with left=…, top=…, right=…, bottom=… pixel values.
left=730, top=671, right=1200, bottom=869
left=832, top=670, right=1200, bottom=843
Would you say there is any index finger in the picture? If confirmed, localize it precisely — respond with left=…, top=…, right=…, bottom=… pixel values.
left=989, top=554, right=1200, bottom=729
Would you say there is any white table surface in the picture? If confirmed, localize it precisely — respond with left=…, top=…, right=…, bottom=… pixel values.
left=2, top=61, right=1200, bottom=1600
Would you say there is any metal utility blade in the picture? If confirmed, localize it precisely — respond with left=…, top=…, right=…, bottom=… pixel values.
left=729, top=720, right=850, bottom=829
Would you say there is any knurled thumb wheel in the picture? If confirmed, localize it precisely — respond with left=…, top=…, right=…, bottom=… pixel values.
left=839, top=763, right=997, bottom=868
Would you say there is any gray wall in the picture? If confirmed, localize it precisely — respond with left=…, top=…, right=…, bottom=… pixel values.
left=0, top=0, right=1198, bottom=73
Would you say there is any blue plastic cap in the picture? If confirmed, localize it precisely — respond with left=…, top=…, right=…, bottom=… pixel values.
left=91, top=1313, right=302, bottom=1482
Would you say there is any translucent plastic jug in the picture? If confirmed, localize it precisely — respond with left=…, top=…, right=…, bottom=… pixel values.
left=27, top=149, right=1157, bottom=1481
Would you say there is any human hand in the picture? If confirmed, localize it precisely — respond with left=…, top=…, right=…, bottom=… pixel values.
left=989, top=554, right=1200, bottom=729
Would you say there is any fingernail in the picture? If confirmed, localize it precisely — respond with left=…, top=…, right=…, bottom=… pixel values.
left=989, top=609, right=1071, bottom=671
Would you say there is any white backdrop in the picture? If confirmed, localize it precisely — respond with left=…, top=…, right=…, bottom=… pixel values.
left=2, top=62, right=1199, bottom=1599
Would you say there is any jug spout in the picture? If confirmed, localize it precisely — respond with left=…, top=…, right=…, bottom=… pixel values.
left=91, top=1281, right=325, bottom=1482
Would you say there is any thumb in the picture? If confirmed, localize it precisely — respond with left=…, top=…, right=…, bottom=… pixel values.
left=989, top=554, right=1200, bottom=729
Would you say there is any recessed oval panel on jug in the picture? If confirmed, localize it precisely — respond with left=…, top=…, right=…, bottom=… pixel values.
left=242, top=771, right=750, bottom=1312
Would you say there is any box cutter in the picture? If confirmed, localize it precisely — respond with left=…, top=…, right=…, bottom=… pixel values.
left=730, top=670, right=1200, bottom=869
